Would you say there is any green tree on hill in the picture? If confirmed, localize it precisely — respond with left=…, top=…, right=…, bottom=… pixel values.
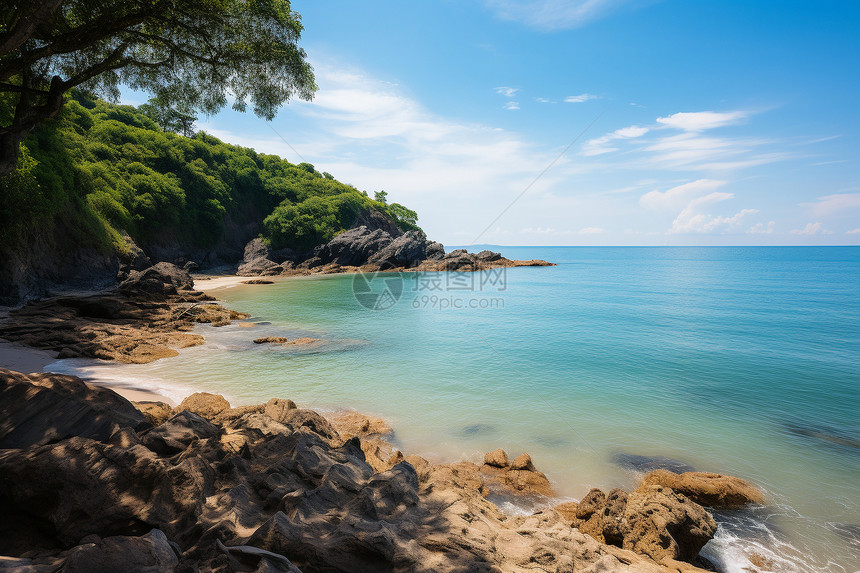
left=0, top=0, right=316, bottom=174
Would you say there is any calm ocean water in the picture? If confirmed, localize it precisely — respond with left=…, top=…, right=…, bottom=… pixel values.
left=53, top=246, right=860, bottom=572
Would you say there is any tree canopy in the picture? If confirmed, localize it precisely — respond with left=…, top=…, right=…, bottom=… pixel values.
left=0, top=0, right=316, bottom=174
left=0, top=94, right=420, bottom=256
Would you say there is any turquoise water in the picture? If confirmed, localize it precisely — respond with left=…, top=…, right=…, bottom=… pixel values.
left=54, top=247, right=860, bottom=572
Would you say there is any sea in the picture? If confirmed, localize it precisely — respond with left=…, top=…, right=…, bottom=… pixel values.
left=49, top=246, right=860, bottom=572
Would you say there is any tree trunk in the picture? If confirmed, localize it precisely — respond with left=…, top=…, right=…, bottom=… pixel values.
left=0, top=130, right=27, bottom=176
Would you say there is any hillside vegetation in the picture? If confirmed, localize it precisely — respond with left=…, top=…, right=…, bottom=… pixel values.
left=0, top=92, right=419, bottom=259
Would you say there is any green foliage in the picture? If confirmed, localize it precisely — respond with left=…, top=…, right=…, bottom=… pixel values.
left=374, top=190, right=388, bottom=205
left=0, top=0, right=317, bottom=174
left=385, top=202, right=420, bottom=231
left=0, top=94, right=421, bottom=256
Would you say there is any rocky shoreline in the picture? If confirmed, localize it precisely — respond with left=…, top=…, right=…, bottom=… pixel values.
left=0, top=367, right=765, bottom=573
left=0, top=257, right=768, bottom=573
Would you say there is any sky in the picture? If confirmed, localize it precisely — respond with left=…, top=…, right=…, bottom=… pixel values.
left=125, top=0, right=860, bottom=246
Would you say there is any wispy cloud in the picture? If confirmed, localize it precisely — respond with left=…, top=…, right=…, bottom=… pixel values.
left=495, top=86, right=519, bottom=97
left=484, top=0, right=647, bottom=31
left=846, top=229, right=860, bottom=235
left=503, top=101, right=521, bottom=110
left=564, top=93, right=600, bottom=103
left=791, top=222, right=832, bottom=235
left=800, top=193, right=860, bottom=217
left=656, top=111, right=748, bottom=132
left=639, top=179, right=727, bottom=211
left=583, top=124, right=649, bottom=156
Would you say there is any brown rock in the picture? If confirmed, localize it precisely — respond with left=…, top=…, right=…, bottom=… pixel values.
left=622, top=485, right=717, bottom=563
left=263, top=398, right=297, bottom=423
left=133, top=401, right=175, bottom=426
left=280, top=409, right=339, bottom=441
left=328, top=411, right=393, bottom=439
left=504, top=468, right=554, bottom=496
left=61, top=529, right=179, bottom=573
left=238, top=322, right=256, bottom=328
left=510, top=453, right=536, bottom=471
left=0, top=369, right=148, bottom=449
left=483, top=448, right=509, bottom=468
left=639, top=470, right=765, bottom=509
left=177, top=392, right=230, bottom=419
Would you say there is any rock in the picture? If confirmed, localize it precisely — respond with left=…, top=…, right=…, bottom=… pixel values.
left=0, top=369, right=148, bottom=449
left=141, top=410, right=220, bottom=456
left=242, top=279, right=275, bottom=284
left=623, top=485, right=716, bottom=563
left=327, top=411, right=393, bottom=439
left=639, top=470, right=765, bottom=509
left=61, top=529, right=179, bottom=573
left=504, top=468, right=554, bottom=496
left=613, top=452, right=695, bottom=474
left=368, top=229, right=431, bottom=267
left=568, top=484, right=717, bottom=565
left=263, top=398, right=298, bottom=423
left=0, top=436, right=206, bottom=550
left=280, top=409, right=339, bottom=441
left=117, top=232, right=153, bottom=279
left=119, top=262, right=194, bottom=297
left=510, top=453, right=536, bottom=471
left=425, top=241, right=445, bottom=260
left=133, top=401, right=175, bottom=426
left=312, top=226, right=393, bottom=267
left=177, top=392, right=231, bottom=419
left=238, top=239, right=283, bottom=276
left=475, top=250, right=502, bottom=262
left=483, top=448, right=509, bottom=468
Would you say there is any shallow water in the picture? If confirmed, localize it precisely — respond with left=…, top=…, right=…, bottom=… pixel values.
left=52, top=246, right=860, bottom=572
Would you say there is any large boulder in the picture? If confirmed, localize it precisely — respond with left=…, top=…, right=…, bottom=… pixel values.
left=238, top=238, right=283, bottom=276
left=564, top=484, right=717, bottom=565
left=119, top=262, right=194, bottom=297
left=61, top=529, right=179, bottom=573
left=0, top=369, right=148, bottom=449
left=312, top=226, right=393, bottom=267
left=177, top=392, right=231, bottom=419
left=639, top=470, right=765, bottom=509
left=140, top=410, right=220, bottom=456
left=368, top=229, right=430, bottom=268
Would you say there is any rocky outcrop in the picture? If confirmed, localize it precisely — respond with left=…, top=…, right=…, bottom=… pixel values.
left=367, top=229, right=430, bottom=268
left=639, top=469, right=765, bottom=509
left=558, top=485, right=717, bottom=566
left=305, top=226, right=394, bottom=267
left=0, top=369, right=149, bottom=449
left=0, top=270, right=248, bottom=364
left=480, top=448, right=555, bottom=497
left=177, top=392, right=231, bottom=419
left=0, top=375, right=720, bottom=572
left=119, top=262, right=195, bottom=297
left=237, top=238, right=294, bottom=277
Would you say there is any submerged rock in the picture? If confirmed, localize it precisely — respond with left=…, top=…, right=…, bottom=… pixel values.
left=613, top=452, right=696, bottom=474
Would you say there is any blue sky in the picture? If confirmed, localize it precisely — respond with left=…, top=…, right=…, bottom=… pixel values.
left=127, top=0, right=860, bottom=246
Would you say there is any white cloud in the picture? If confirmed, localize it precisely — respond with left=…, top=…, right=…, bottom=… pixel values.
left=503, top=101, right=520, bottom=110
left=656, top=111, right=748, bottom=132
left=535, top=97, right=554, bottom=103
left=639, top=179, right=727, bottom=211
left=748, top=221, right=775, bottom=234
left=791, top=222, right=832, bottom=235
left=484, top=0, right=642, bottom=31
left=579, top=226, right=604, bottom=234
left=565, top=93, right=599, bottom=103
left=846, top=229, right=860, bottom=235
left=495, top=86, right=519, bottom=97
left=583, top=124, right=649, bottom=156
left=800, top=193, right=860, bottom=217
left=670, top=204, right=758, bottom=234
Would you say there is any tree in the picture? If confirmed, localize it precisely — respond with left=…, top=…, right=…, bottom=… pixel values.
left=0, top=0, right=316, bottom=174
left=138, top=95, right=197, bottom=137
left=374, top=190, right=388, bottom=205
